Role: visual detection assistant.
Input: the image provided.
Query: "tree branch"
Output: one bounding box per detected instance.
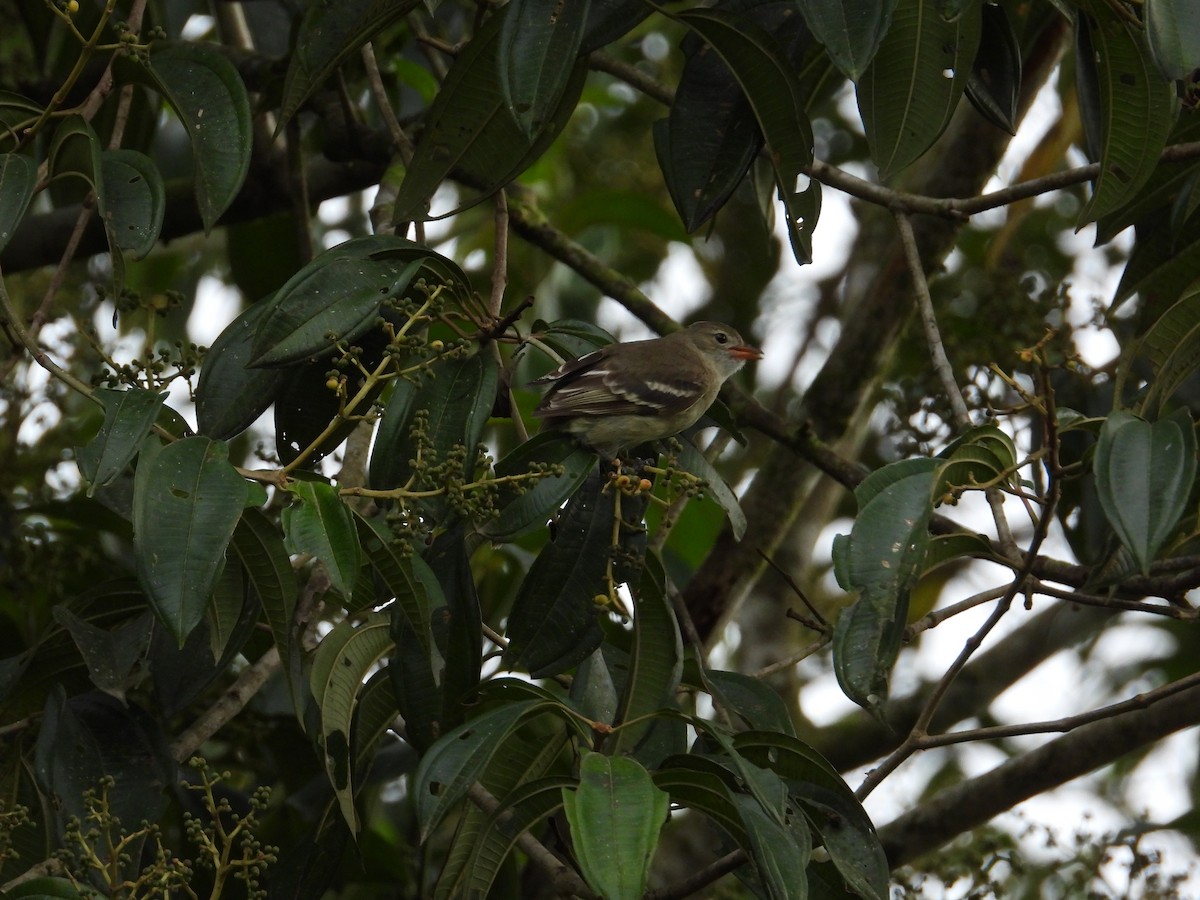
[877,679,1200,867]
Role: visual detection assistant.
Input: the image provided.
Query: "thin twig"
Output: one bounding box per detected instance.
[488,190,510,318]
[753,635,831,679]
[465,783,597,898]
[645,848,747,900]
[894,210,970,429]
[169,647,281,762]
[911,669,1200,752]
[362,41,415,162]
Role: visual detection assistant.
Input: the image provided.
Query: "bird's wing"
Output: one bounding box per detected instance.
[534,358,706,419]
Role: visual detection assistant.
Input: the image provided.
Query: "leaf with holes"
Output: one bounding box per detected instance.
[310,611,394,831]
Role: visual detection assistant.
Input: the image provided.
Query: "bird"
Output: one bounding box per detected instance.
[531,321,762,458]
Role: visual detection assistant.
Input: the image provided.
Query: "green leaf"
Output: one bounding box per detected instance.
[310,610,394,831]
[1145,0,1200,81]
[1096,113,1200,244]
[671,7,821,265]
[368,352,500,528]
[133,436,249,645]
[733,732,889,900]
[1138,288,1200,415]
[147,43,252,232]
[1074,1,1178,225]
[411,699,548,840]
[1114,212,1200,321]
[607,554,683,757]
[857,0,982,179]
[503,471,611,677]
[76,388,167,495]
[479,432,595,541]
[447,775,574,899]
[563,752,669,900]
[833,457,938,713]
[964,2,1021,134]
[231,509,303,715]
[282,480,361,599]
[1,876,88,898]
[279,0,423,127]
[581,0,653,53]
[34,689,173,845]
[704,669,796,737]
[99,149,165,259]
[250,251,430,368]
[499,0,590,138]
[674,436,748,540]
[732,793,811,900]
[653,758,749,843]
[0,152,36,253]
[195,298,287,440]
[48,115,101,193]
[424,526,483,735]
[51,607,152,697]
[1093,409,1196,575]
[798,0,898,80]
[392,13,589,223]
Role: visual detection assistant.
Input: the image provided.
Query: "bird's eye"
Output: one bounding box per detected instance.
[714,331,729,344]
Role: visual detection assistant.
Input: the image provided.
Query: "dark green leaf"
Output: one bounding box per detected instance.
[964,2,1021,134]
[733,731,889,900]
[250,254,424,368]
[279,0,423,127]
[1093,409,1196,574]
[857,0,982,178]
[99,149,165,259]
[562,752,669,900]
[446,775,574,899]
[282,480,361,598]
[1115,211,1200,321]
[499,0,590,138]
[1145,0,1200,81]
[0,152,36,253]
[231,509,304,715]
[674,436,748,540]
[76,388,167,495]
[479,432,595,541]
[798,0,897,80]
[133,436,249,645]
[310,610,393,831]
[503,470,611,677]
[147,43,252,232]
[425,526,483,735]
[833,458,937,713]
[195,299,287,440]
[1075,1,1179,225]
[1130,286,1200,415]
[392,13,588,223]
[705,669,796,737]
[369,352,499,528]
[581,0,653,53]
[733,793,811,900]
[607,554,683,756]
[671,7,821,264]
[47,115,101,195]
[411,699,547,840]
[34,689,173,846]
[51,607,152,698]
[1096,113,1200,244]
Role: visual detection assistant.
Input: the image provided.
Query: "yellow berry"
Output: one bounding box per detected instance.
[430,340,444,351]
[325,376,339,391]
[67,0,79,12]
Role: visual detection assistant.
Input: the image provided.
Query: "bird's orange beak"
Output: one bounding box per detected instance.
[729,343,763,361]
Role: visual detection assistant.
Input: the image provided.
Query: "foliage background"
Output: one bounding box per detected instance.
[2,0,1200,897]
